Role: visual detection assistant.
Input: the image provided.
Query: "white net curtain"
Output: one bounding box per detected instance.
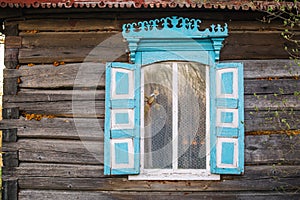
[143,61,207,170]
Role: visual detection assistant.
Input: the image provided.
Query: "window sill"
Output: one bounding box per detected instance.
[128,169,220,180]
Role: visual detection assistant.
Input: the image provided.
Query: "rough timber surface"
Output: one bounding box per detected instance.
[18,190,300,200]
[4,60,299,88]
[2,9,300,200]
[15,169,300,191]
[2,134,300,165]
[18,33,289,64]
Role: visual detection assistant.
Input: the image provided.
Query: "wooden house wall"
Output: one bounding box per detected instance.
[1,8,300,199]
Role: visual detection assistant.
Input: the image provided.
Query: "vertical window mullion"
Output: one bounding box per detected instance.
[206,66,210,171]
[172,62,178,170]
[140,68,145,171]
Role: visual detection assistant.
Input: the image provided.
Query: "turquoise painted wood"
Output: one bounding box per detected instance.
[104,62,140,175]
[221,142,235,164]
[210,62,244,174]
[122,16,228,63]
[221,72,233,94]
[115,142,130,164]
[115,72,129,95]
[105,17,244,177]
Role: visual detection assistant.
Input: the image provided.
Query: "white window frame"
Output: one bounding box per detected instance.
[129,62,220,180]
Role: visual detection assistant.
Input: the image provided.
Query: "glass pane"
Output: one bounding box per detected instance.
[178,62,206,169]
[143,63,173,169]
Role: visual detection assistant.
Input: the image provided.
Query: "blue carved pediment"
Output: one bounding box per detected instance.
[122,16,228,63]
[123,16,227,38]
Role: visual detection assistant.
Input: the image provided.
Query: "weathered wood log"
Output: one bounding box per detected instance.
[0,117,104,129]
[19,9,268,21]
[0,106,299,133]
[3,94,299,118]
[18,190,300,200]
[4,60,299,89]
[6,86,299,105]
[3,163,104,178]
[242,59,300,79]
[4,90,105,103]
[221,33,289,60]
[244,79,300,95]
[2,129,17,142]
[4,48,19,69]
[2,179,18,200]
[18,47,128,64]
[2,151,18,167]
[18,31,128,64]
[2,108,19,119]
[17,18,285,32]
[245,134,300,165]
[18,63,106,89]
[245,110,300,132]
[5,36,22,49]
[0,108,296,140]
[3,78,18,95]
[4,100,105,118]
[8,139,102,165]
[18,32,292,64]
[4,163,299,179]
[244,95,300,110]
[17,166,300,191]
[16,127,102,140]
[21,32,120,48]
[3,134,299,165]
[18,19,120,32]
[3,22,18,36]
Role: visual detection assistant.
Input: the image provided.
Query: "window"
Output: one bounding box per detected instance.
[137,61,213,180]
[104,16,244,180]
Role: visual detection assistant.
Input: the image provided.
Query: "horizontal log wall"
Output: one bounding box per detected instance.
[1,8,300,200]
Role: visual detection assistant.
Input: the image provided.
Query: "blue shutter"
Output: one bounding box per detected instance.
[210,62,244,174]
[104,62,140,175]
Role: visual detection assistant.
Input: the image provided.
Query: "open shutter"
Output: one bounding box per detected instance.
[210,62,244,174]
[104,62,140,175]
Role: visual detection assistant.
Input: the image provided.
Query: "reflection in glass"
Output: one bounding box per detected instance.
[144,63,173,169]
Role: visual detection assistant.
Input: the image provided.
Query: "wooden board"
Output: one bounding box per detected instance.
[4,90,105,103]
[245,110,300,132]
[3,134,300,165]
[18,9,269,22]
[244,79,300,95]
[4,100,105,118]
[2,179,18,200]
[18,190,300,200]
[21,32,120,48]
[3,94,299,118]
[3,163,104,178]
[0,104,299,133]
[4,60,299,89]
[245,134,300,165]
[18,47,128,64]
[244,95,300,110]
[17,172,300,191]
[221,33,289,60]
[17,32,292,64]
[4,164,299,179]
[17,63,106,89]
[0,117,103,129]
[17,18,285,32]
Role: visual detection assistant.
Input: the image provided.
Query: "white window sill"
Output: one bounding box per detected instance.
[128,169,220,180]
